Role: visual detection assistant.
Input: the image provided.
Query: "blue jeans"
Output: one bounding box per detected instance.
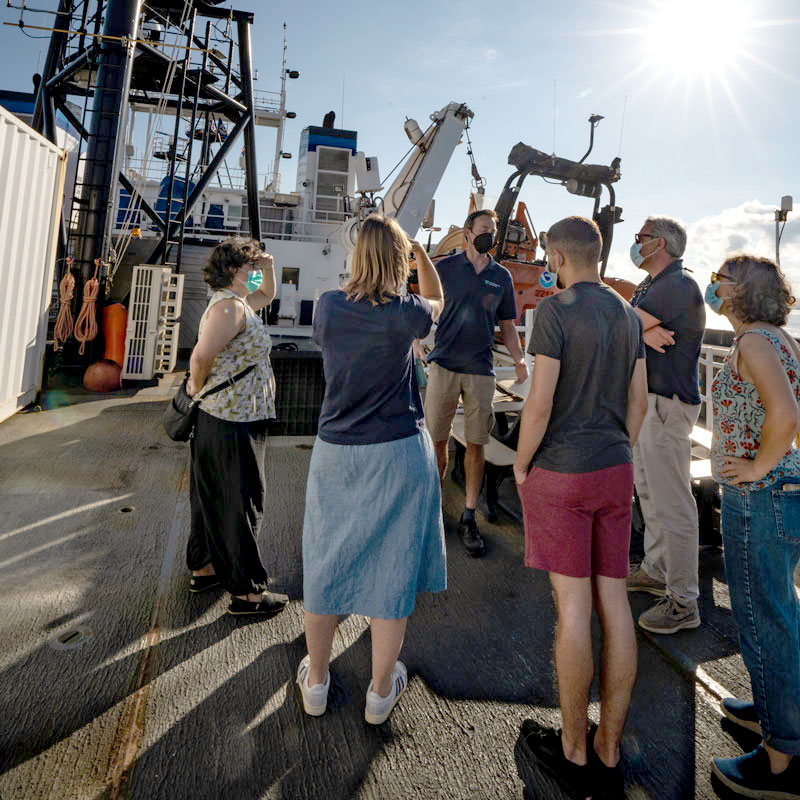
[721,480,800,755]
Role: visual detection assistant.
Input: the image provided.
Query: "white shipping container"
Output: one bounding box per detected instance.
[0,104,67,423]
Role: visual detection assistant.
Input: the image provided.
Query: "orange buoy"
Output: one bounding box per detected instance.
[102,303,128,367]
[83,359,123,392]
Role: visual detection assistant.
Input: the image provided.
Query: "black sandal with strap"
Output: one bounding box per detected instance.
[227,592,289,616]
[189,574,221,593]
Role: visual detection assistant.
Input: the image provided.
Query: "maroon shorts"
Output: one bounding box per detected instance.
[518,462,634,578]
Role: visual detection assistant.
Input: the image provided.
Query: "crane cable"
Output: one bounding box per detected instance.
[464,120,486,194]
[53,258,76,351]
[74,258,101,354]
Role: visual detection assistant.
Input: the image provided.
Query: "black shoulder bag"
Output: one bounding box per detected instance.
[162,364,258,441]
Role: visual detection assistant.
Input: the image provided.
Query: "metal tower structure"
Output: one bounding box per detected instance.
[25,0,263,288]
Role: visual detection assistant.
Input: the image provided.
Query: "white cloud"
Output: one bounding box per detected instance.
[607,199,800,301]
[483,48,498,61]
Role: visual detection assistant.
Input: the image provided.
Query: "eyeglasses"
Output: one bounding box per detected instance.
[710,271,736,284]
[634,233,656,245]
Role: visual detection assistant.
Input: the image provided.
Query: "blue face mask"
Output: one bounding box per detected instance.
[704,280,725,313]
[244,270,263,293]
[630,242,645,267]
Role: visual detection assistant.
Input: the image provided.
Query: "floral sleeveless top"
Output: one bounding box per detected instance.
[710,328,800,490]
[196,289,276,422]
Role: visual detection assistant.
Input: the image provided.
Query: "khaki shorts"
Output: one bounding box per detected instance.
[424,362,496,445]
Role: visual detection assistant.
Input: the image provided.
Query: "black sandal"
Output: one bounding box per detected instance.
[227,592,289,616]
[189,574,221,593]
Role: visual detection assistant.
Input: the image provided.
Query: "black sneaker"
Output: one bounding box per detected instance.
[519,720,591,800]
[457,515,486,557]
[721,697,762,736]
[587,724,624,799]
[712,745,800,799]
[227,591,289,616]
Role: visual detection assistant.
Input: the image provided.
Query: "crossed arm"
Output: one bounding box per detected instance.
[635,307,674,354]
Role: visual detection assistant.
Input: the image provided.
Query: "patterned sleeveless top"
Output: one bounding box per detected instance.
[710,328,800,490]
[196,289,276,422]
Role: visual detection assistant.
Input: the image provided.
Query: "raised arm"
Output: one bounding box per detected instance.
[513,354,560,485]
[245,251,277,312]
[721,333,800,485]
[411,240,444,320]
[626,358,649,446]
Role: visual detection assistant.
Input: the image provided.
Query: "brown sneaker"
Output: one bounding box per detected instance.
[626,566,666,597]
[637,597,701,634]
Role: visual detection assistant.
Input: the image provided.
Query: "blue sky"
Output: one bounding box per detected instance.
[3,0,799,320]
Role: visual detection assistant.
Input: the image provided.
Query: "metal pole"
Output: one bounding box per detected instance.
[776,210,781,266]
[237,17,261,240]
[272,23,288,192]
[162,9,196,265]
[32,0,73,134]
[177,19,210,272]
[75,0,143,282]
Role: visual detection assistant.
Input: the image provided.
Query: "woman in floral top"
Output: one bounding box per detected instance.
[707,254,800,798]
[185,237,288,617]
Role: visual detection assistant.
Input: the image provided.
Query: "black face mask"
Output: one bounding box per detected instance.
[472,231,495,254]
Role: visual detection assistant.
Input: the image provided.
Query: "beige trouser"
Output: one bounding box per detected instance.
[633,393,701,606]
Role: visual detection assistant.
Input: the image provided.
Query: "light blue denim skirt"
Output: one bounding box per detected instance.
[302,429,446,619]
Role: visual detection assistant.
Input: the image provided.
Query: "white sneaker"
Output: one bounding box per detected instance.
[296,655,330,716]
[364,661,407,725]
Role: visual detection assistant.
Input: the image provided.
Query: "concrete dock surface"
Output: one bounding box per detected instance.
[0,378,789,799]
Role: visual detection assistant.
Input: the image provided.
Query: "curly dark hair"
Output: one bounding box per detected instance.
[721,254,796,326]
[203,236,261,290]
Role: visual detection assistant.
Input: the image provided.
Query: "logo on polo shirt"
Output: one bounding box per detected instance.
[484,279,501,288]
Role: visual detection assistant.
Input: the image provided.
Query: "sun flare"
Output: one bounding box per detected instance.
[643,0,751,76]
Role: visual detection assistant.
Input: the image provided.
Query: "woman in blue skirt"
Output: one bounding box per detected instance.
[297,213,446,724]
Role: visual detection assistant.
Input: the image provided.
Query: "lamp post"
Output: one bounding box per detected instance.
[776,195,793,266]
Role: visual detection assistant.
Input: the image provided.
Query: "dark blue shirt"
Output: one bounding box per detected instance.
[527,283,645,473]
[630,260,705,405]
[313,290,433,445]
[427,252,517,376]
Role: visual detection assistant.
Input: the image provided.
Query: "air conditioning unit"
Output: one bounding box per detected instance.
[122,265,184,379]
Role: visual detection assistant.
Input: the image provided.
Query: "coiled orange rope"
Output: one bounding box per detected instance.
[53,258,75,351]
[74,258,102,355]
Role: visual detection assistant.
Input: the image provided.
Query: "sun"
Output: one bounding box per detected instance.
[643,0,752,76]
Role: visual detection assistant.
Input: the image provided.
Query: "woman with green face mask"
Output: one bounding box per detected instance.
[706,254,800,799]
[184,236,288,617]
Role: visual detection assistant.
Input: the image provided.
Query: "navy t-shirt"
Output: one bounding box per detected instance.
[526,282,645,473]
[427,252,517,376]
[314,290,434,445]
[630,260,705,405]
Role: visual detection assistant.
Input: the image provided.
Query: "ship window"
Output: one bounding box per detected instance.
[317,172,346,197]
[282,268,299,285]
[318,148,349,172]
[315,197,340,212]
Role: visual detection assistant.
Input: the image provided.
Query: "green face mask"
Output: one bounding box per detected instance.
[244,270,263,293]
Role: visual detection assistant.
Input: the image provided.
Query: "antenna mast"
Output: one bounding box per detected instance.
[272,23,288,193]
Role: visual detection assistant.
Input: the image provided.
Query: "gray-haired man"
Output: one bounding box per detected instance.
[626,215,706,634]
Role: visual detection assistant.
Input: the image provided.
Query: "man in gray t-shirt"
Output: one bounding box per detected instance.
[513,216,648,797]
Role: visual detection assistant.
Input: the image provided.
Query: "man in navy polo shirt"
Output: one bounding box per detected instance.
[625,215,706,634]
[424,209,528,556]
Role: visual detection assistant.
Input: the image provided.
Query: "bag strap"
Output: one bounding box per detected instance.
[193,363,258,401]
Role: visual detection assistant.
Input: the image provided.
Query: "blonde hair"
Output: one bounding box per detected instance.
[344,214,410,305]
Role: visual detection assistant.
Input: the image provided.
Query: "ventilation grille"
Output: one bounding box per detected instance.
[122,266,184,380]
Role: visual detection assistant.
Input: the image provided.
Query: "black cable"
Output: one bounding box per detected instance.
[380,140,418,187]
